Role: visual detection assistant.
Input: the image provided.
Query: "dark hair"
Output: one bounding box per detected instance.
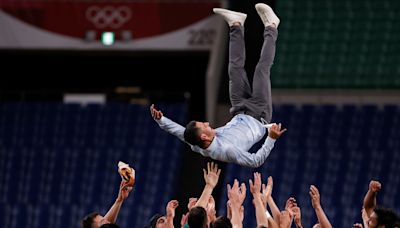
[100,224,120,228]
[374,207,399,227]
[146,213,163,228]
[188,206,208,228]
[81,212,100,228]
[184,121,203,147]
[211,216,232,228]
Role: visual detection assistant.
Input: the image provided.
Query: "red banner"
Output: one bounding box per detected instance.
[0,1,220,40]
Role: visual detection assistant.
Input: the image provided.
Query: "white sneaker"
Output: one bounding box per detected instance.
[213,8,247,27]
[255,3,280,28]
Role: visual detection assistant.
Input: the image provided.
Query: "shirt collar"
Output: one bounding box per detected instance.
[205,134,218,152]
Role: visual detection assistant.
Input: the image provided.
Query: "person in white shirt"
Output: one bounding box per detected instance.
[150,4,286,168]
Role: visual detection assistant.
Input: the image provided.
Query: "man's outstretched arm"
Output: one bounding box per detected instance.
[231,124,286,167]
[363,180,381,216]
[309,185,332,228]
[195,162,221,209]
[166,200,179,228]
[150,104,186,142]
[104,181,132,223]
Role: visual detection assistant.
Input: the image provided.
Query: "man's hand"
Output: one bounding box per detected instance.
[369,180,381,193]
[353,223,363,228]
[309,185,321,209]
[261,176,273,208]
[187,197,198,210]
[117,181,132,202]
[249,172,262,195]
[284,197,297,222]
[203,162,221,188]
[268,123,287,139]
[227,179,246,206]
[150,104,163,120]
[292,206,302,228]
[285,197,297,212]
[166,200,179,218]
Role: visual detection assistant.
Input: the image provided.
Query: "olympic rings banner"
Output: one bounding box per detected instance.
[0,1,221,50]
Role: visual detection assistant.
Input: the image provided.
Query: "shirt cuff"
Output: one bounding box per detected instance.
[155,116,165,124]
[266,136,276,144]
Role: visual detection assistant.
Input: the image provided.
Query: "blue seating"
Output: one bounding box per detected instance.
[0,102,187,228]
[1,102,399,228]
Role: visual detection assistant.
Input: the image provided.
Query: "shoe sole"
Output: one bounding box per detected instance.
[213,8,247,18]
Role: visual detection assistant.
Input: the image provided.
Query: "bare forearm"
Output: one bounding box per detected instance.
[253,194,268,228]
[279,214,292,228]
[230,206,243,228]
[104,200,123,223]
[268,196,280,224]
[363,190,377,215]
[195,184,213,209]
[268,218,279,228]
[166,216,175,228]
[315,207,332,228]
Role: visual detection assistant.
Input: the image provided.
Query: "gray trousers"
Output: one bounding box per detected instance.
[229,26,278,123]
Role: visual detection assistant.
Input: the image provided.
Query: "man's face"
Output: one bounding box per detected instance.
[155,216,168,228]
[195,122,215,139]
[92,215,110,228]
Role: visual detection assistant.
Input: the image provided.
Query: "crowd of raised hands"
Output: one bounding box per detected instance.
[155,162,399,228]
[82,162,399,228]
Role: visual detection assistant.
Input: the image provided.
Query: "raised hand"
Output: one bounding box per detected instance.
[309,185,321,209]
[166,200,179,218]
[310,185,333,228]
[268,123,287,139]
[285,197,297,212]
[117,181,132,202]
[187,197,198,210]
[203,162,221,188]
[249,172,262,195]
[261,176,273,208]
[227,179,246,206]
[150,104,163,120]
[292,206,302,228]
[369,180,381,193]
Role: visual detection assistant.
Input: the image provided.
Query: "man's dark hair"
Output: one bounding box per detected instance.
[211,216,232,228]
[81,212,100,228]
[374,207,399,227]
[146,213,163,228]
[184,121,203,147]
[188,206,208,228]
[100,224,120,228]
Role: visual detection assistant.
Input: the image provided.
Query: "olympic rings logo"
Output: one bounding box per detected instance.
[86,6,132,29]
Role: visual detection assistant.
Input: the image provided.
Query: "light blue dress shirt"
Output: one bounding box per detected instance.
[155,114,276,167]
